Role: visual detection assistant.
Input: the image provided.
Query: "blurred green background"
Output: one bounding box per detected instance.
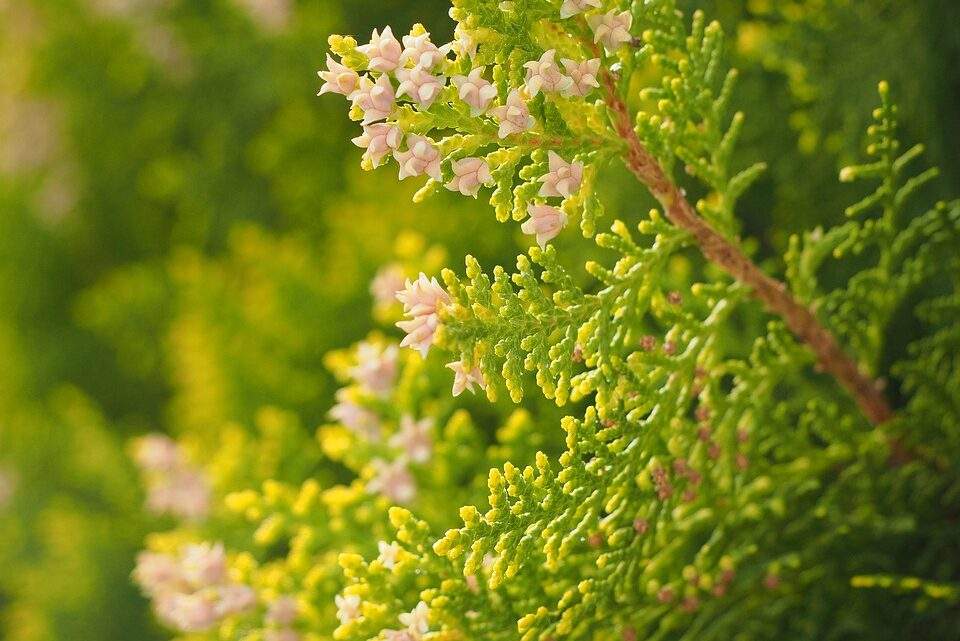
[0,0,956,639]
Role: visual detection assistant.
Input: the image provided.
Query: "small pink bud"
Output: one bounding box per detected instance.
[400,31,448,70]
[395,272,449,356]
[352,123,403,167]
[523,49,573,96]
[538,151,584,198]
[396,67,446,109]
[351,74,396,124]
[445,157,493,197]
[370,264,406,306]
[318,54,360,97]
[491,89,534,139]
[587,11,633,51]
[394,135,442,181]
[560,57,601,97]
[368,458,416,504]
[559,0,601,19]
[521,203,567,249]
[349,341,399,397]
[358,26,402,72]
[446,359,485,397]
[465,574,480,593]
[390,415,433,463]
[451,68,498,115]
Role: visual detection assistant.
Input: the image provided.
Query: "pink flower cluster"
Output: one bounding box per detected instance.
[133,543,256,633]
[368,457,416,504]
[340,595,430,641]
[328,340,400,441]
[349,341,399,397]
[321,334,440,504]
[518,150,585,247]
[329,388,382,441]
[393,275,489,398]
[370,263,406,306]
[319,27,449,182]
[133,434,211,521]
[319,26,603,206]
[523,49,601,99]
[265,595,300,641]
[363,414,436,505]
[319,12,632,251]
[336,593,362,626]
[587,10,634,51]
[446,359,486,397]
[539,151,584,199]
[390,415,433,463]
[396,273,449,357]
[375,601,431,641]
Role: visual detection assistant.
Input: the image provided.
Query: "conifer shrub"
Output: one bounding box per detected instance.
[127,1,960,640]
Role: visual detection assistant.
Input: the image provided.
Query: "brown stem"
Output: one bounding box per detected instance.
[600,72,894,426]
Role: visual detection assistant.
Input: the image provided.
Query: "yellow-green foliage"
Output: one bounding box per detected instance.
[0,389,156,641]
[128,1,959,640]
[1,1,959,640]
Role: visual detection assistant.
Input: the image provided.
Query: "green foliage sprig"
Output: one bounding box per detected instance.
[128,1,960,641]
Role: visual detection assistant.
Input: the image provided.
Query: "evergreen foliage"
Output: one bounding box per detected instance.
[1,1,958,640]
[125,1,959,640]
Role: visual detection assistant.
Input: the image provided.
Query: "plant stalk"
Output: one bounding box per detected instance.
[601,72,894,426]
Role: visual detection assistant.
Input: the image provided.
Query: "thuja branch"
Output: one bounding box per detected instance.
[600,70,893,426]
[317,11,896,428]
